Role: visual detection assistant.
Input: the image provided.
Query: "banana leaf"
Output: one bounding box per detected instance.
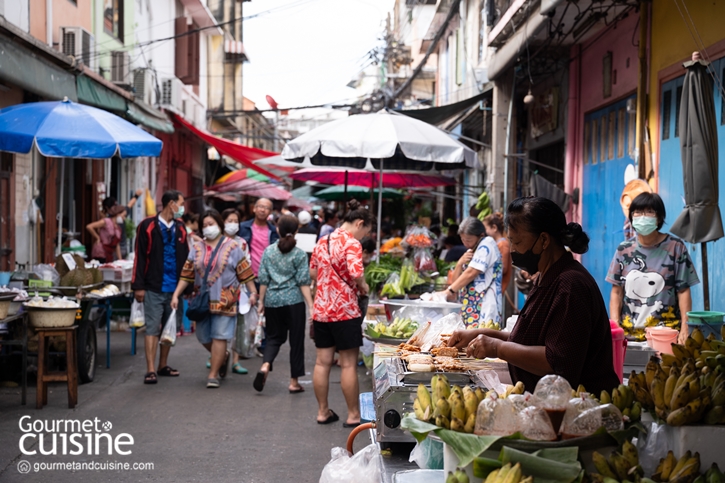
[499,446,584,483]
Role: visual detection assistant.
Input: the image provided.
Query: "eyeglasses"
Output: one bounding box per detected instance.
[632,210,657,217]
[256,205,273,211]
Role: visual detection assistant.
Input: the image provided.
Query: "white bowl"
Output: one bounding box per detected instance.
[24,305,79,328]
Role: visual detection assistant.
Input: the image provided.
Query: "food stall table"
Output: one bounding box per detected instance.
[83,292,135,369]
[0,312,29,405]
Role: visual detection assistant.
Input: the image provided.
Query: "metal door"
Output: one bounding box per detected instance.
[658,59,725,310]
[581,95,638,299]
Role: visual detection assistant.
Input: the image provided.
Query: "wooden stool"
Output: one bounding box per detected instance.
[35,326,78,409]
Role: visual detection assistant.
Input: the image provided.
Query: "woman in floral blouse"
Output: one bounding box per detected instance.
[254,214,313,393]
[171,210,257,388]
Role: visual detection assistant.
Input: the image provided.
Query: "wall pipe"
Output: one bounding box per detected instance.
[46,0,52,46]
[503,72,516,211]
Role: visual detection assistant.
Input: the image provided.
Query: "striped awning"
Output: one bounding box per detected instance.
[224,40,248,60]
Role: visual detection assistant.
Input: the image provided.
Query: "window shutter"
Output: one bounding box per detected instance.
[175,17,189,81]
[187,23,200,86]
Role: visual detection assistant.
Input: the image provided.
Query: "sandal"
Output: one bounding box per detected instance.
[232,362,248,375]
[289,386,305,394]
[143,372,157,384]
[218,351,230,379]
[206,356,211,369]
[157,366,180,377]
[253,370,268,392]
[206,378,220,388]
[317,409,339,425]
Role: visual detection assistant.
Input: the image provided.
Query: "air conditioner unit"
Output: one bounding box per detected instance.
[61,26,95,70]
[160,77,183,112]
[110,51,130,84]
[133,68,155,105]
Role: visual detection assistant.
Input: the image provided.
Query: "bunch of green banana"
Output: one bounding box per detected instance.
[481,320,500,330]
[603,383,642,422]
[496,381,525,399]
[371,317,418,339]
[484,463,532,483]
[447,468,471,483]
[476,192,493,220]
[698,463,725,483]
[415,374,488,432]
[414,383,433,422]
[652,450,701,483]
[591,441,644,483]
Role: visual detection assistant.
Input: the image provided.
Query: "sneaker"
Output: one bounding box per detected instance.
[206,378,220,388]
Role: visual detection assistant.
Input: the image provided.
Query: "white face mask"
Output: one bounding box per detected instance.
[116,216,124,224]
[224,222,239,236]
[203,225,221,240]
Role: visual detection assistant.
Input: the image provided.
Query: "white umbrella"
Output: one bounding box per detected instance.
[280,109,476,254]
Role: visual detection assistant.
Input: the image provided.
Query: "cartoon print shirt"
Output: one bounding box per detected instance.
[606,234,699,339]
[460,236,503,328]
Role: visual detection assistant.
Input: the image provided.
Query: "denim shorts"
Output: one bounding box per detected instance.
[195,315,237,344]
[143,291,175,337]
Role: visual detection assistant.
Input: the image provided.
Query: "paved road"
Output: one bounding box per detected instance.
[0,327,374,482]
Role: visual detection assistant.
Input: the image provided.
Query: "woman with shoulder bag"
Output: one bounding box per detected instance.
[309,200,375,427]
[171,210,257,388]
[253,215,314,393]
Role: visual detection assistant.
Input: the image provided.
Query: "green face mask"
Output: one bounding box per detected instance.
[632,216,658,236]
[173,204,184,219]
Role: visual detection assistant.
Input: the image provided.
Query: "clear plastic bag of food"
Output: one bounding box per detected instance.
[518,406,558,441]
[560,394,599,436]
[560,403,624,439]
[380,272,404,298]
[129,299,145,328]
[413,248,437,272]
[159,309,177,346]
[403,225,434,248]
[532,375,573,433]
[474,393,519,436]
[508,393,533,412]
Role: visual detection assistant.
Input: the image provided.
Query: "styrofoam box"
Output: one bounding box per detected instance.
[100,266,133,283]
[638,422,725,473]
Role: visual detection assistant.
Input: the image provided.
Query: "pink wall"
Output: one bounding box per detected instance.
[565,13,641,224]
[29,0,92,47]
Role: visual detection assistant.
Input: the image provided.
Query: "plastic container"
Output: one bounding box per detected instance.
[686,311,725,341]
[25,306,78,328]
[610,320,627,382]
[0,272,11,286]
[649,327,679,354]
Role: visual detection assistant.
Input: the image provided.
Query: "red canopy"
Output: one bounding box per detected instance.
[288,167,455,188]
[172,114,281,181]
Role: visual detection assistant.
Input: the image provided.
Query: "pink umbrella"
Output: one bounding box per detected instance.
[286,196,313,211]
[288,167,455,189]
[209,177,292,201]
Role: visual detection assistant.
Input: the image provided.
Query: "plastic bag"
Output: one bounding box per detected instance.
[253,315,265,347]
[319,444,382,483]
[238,309,258,358]
[532,375,572,433]
[380,272,404,298]
[417,312,465,352]
[409,437,444,469]
[403,225,434,248]
[413,248,437,272]
[160,309,177,346]
[560,394,599,436]
[518,406,557,441]
[144,189,157,216]
[474,394,519,436]
[34,264,60,286]
[129,300,145,328]
[560,403,623,439]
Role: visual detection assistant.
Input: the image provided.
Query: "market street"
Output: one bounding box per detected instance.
[0,330,373,482]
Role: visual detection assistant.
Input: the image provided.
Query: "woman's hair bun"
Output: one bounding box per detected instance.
[347,199,361,211]
[560,222,590,254]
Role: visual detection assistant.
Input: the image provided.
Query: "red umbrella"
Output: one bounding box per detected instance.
[288,167,455,189]
[209,178,291,201]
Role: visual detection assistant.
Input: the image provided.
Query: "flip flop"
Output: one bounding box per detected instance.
[143,372,157,384]
[253,371,267,392]
[317,409,339,425]
[157,366,179,377]
[289,386,305,394]
[342,421,361,428]
[206,356,211,369]
[232,362,248,375]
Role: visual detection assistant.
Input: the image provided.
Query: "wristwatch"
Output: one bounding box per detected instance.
[447,288,456,295]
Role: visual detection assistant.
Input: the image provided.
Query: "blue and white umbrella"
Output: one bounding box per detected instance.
[0,98,163,253]
[0,97,162,158]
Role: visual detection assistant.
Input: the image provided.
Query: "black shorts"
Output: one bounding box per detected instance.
[313,318,363,351]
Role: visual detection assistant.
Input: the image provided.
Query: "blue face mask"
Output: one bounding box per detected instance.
[632,216,658,236]
[173,204,184,220]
